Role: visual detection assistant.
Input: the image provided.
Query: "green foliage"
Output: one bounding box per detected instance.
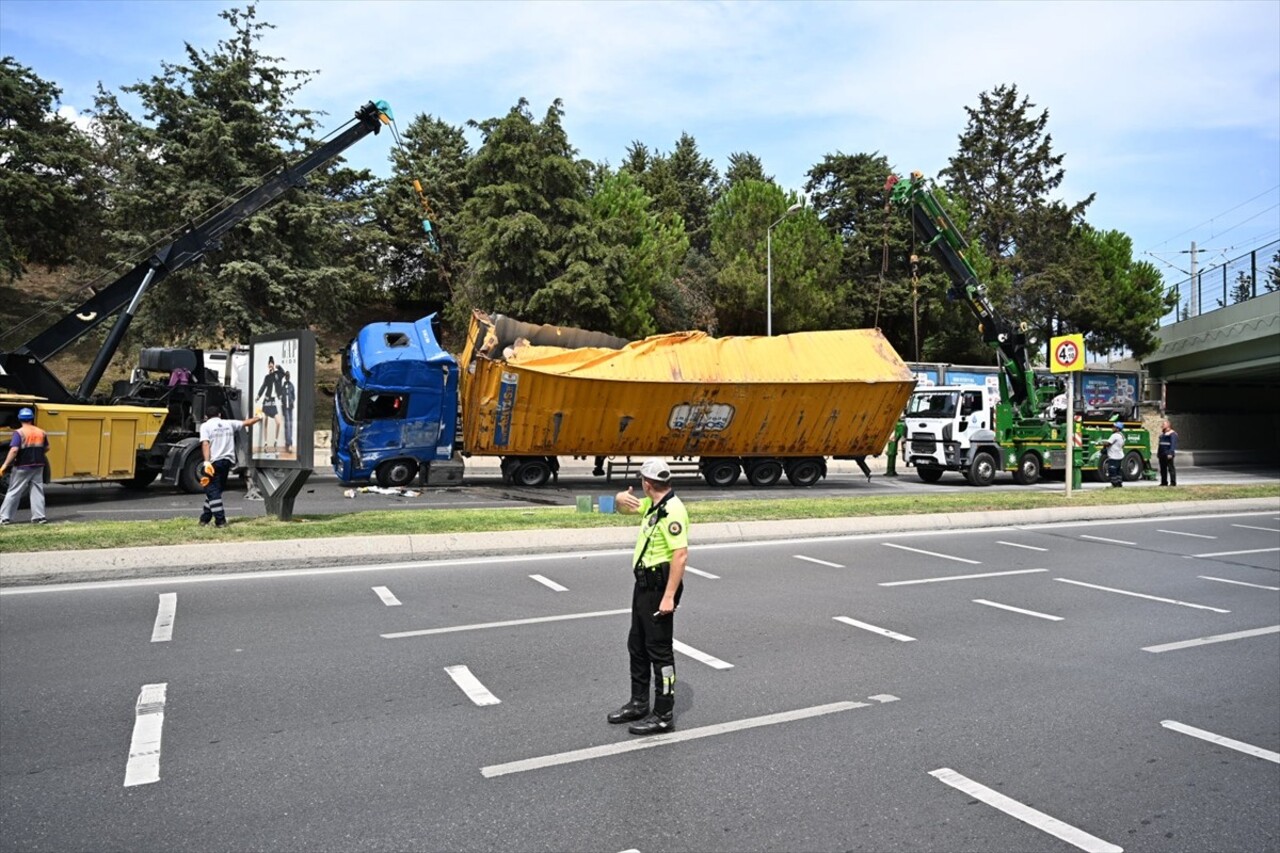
[725,151,770,187]
[373,114,472,312]
[709,179,840,335]
[1069,227,1175,358]
[82,4,384,354]
[622,133,719,255]
[0,57,102,281]
[586,170,689,338]
[453,98,603,329]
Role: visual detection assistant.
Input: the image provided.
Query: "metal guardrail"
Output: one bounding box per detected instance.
[1162,239,1279,326]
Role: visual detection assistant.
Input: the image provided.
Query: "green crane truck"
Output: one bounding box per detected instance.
[886,171,1153,486]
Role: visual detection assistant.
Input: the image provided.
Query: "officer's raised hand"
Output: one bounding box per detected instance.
[616,485,641,513]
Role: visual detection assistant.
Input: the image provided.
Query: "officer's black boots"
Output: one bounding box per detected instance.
[627,712,674,736]
[607,699,649,724]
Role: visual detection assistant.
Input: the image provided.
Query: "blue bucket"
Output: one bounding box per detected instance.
[597,494,616,514]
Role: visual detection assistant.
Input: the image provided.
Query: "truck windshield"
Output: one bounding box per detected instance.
[336,375,360,423]
[907,391,958,419]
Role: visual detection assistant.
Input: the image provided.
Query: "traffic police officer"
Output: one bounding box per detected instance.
[608,458,689,735]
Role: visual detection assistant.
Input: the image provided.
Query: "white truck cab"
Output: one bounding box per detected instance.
[904,383,1001,483]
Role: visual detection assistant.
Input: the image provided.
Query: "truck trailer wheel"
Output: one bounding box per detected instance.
[1122,451,1144,482]
[745,459,783,487]
[784,458,824,487]
[1013,451,1042,486]
[376,459,418,488]
[510,458,552,488]
[917,466,944,483]
[702,459,741,487]
[968,451,998,487]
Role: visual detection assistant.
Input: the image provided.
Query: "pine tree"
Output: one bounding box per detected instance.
[0,57,102,281]
[87,4,385,347]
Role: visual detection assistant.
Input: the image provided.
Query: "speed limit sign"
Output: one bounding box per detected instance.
[1050,333,1085,373]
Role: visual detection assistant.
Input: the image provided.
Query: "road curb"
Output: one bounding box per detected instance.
[2,497,1275,587]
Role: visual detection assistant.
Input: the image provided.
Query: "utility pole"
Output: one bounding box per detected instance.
[1188,241,1198,317]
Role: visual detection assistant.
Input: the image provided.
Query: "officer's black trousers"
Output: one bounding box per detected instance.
[628,579,683,715]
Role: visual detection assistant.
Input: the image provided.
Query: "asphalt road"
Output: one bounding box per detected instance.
[31,461,1280,524]
[2,509,1277,852]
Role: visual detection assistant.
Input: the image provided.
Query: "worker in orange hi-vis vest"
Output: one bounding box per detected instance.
[0,407,50,525]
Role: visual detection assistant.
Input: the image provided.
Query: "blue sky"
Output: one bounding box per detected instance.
[3,0,1278,291]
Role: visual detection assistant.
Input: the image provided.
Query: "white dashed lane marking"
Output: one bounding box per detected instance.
[1198,576,1280,591]
[1192,547,1280,558]
[1143,625,1280,653]
[482,700,875,778]
[124,683,167,787]
[372,586,402,606]
[382,608,629,639]
[880,568,1047,587]
[1158,529,1217,539]
[1162,720,1280,763]
[793,555,844,568]
[529,574,568,592]
[672,639,733,669]
[972,599,1063,621]
[684,566,720,579]
[929,768,1122,853]
[444,666,501,706]
[882,543,981,564]
[1055,578,1229,613]
[1080,534,1136,546]
[997,540,1048,552]
[1232,524,1280,533]
[833,616,916,642]
[150,593,176,642]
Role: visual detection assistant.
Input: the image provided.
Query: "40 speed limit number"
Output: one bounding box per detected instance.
[1050,333,1085,373]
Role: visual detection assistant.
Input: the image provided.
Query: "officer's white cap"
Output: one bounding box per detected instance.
[639,458,671,483]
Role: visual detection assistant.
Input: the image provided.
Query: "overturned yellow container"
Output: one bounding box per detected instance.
[459,313,915,464]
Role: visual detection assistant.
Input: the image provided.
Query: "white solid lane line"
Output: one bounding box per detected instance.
[1055,578,1230,613]
[684,566,720,579]
[1157,529,1217,539]
[882,543,981,564]
[1199,576,1280,591]
[372,586,402,606]
[383,608,629,639]
[444,665,501,706]
[528,574,568,592]
[1232,524,1280,533]
[483,700,870,777]
[929,768,1122,853]
[1161,720,1280,763]
[124,683,167,787]
[673,639,733,669]
[1193,547,1280,558]
[150,593,176,643]
[1080,535,1137,546]
[1142,625,1280,654]
[880,568,1047,587]
[973,599,1063,621]
[998,540,1048,552]
[833,616,916,642]
[794,555,844,568]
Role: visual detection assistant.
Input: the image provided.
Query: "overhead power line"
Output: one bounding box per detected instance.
[1143,183,1280,253]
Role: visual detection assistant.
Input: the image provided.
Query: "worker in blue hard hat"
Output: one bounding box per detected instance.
[1,407,50,525]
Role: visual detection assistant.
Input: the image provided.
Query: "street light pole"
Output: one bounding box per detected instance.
[766,201,803,336]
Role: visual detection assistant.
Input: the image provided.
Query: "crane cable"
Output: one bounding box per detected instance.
[384,118,441,255]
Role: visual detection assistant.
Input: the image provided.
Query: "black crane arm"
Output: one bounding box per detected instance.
[7,100,391,401]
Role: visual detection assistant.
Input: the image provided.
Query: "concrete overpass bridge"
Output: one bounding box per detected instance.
[1143,286,1279,465]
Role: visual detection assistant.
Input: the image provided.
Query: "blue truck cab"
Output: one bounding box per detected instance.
[332,314,462,487]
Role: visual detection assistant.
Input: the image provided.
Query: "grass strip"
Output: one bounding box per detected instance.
[1,483,1276,553]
